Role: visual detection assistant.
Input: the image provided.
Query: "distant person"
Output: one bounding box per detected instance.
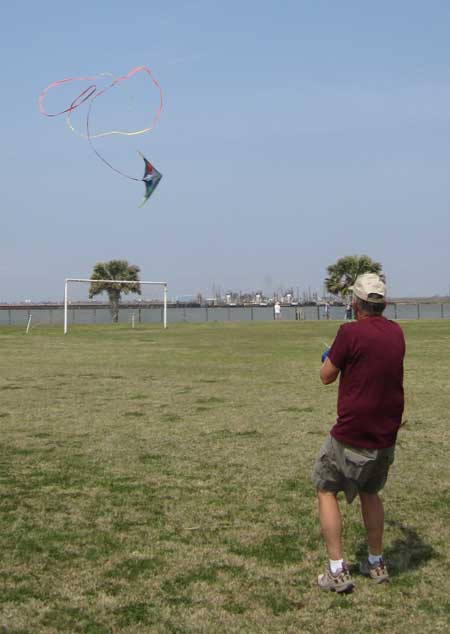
[324,302,330,320]
[274,301,282,320]
[311,273,405,593]
[345,303,352,320]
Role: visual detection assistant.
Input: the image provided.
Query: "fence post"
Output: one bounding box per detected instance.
[8,310,11,325]
[441,304,444,318]
[251,306,254,321]
[317,305,320,320]
[417,303,420,319]
[394,303,397,320]
[227,306,231,321]
[206,307,209,322]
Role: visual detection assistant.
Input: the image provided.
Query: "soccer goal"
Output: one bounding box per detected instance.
[63,278,168,334]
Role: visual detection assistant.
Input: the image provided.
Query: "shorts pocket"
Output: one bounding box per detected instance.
[343,448,375,481]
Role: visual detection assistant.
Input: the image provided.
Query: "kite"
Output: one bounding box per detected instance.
[38,66,163,206]
[139,152,162,207]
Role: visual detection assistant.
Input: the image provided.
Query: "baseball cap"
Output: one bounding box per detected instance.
[350,273,386,303]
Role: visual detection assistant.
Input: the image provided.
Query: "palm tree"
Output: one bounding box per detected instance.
[325,255,384,299]
[89,260,141,322]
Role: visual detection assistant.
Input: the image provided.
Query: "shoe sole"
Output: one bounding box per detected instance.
[369,576,389,584]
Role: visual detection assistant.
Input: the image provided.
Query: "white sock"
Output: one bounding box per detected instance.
[329,558,344,574]
[368,553,382,565]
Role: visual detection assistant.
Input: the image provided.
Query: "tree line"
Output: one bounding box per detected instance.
[88,255,383,322]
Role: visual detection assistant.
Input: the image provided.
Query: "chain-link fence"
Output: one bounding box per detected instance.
[1,302,450,327]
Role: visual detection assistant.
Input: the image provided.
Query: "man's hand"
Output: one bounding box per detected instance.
[320,357,340,385]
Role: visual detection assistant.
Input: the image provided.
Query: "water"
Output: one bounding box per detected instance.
[1,303,449,327]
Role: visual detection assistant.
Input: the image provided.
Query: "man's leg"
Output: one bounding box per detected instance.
[359,492,384,554]
[317,489,342,560]
[359,492,389,582]
[316,489,354,591]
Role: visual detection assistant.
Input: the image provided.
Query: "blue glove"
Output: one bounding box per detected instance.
[321,347,330,363]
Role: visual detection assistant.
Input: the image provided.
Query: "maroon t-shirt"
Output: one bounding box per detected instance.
[328,316,405,449]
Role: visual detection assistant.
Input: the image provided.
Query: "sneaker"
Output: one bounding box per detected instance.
[317,563,354,593]
[360,558,389,583]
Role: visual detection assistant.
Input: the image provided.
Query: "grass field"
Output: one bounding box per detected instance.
[0,320,449,633]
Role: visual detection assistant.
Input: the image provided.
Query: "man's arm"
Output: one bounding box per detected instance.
[320,357,340,385]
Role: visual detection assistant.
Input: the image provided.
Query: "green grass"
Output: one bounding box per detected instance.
[0,320,449,633]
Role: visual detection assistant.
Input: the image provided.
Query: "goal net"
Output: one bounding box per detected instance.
[63,278,168,333]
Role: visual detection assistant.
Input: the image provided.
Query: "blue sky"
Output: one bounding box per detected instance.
[2,0,450,301]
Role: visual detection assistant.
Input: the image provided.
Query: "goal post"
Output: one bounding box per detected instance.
[64,278,168,334]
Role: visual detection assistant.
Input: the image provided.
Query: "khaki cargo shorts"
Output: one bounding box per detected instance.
[311,435,395,503]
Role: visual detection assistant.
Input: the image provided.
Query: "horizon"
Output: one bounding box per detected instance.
[2,289,450,306]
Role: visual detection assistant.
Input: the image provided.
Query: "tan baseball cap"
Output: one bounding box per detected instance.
[350,273,386,303]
